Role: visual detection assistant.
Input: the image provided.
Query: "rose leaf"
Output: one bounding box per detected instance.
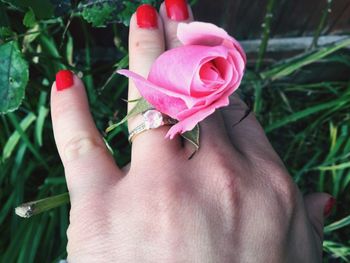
[182,124,200,157]
[106,97,152,133]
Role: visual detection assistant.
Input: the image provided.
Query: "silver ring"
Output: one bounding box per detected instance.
[128,109,176,143]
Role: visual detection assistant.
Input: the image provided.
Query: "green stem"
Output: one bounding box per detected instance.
[15,193,70,218]
[310,0,333,50]
[255,0,276,72]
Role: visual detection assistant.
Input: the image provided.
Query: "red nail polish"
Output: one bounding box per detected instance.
[56,70,74,91]
[324,197,336,217]
[136,4,158,29]
[165,0,189,21]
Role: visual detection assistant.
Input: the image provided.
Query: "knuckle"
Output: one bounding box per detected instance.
[206,148,245,183]
[264,162,298,209]
[131,37,163,55]
[217,172,243,208]
[206,155,246,213]
[63,134,106,162]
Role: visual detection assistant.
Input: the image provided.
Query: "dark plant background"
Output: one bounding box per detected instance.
[0,0,349,262]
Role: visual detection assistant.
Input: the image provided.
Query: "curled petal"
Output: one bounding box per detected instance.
[177,22,246,63]
[166,96,230,139]
[148,45,229,106]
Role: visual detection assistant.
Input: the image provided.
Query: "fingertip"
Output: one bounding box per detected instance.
[160,1,193,22]
[159,1,194,49]
[130,4,163,32]
[304,192,334,245]
[323,196,336,218]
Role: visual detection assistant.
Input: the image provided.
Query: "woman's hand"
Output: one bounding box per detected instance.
[51,1,333,262]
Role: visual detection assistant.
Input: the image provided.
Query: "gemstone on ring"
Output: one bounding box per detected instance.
[143,109,163,129]
[128,109,177,143]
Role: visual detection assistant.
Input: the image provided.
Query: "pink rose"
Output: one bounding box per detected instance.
[118,22,246,139]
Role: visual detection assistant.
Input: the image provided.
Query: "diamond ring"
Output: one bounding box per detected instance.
[128,109,177,143]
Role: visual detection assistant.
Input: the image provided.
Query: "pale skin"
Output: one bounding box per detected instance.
[51,3,331,262]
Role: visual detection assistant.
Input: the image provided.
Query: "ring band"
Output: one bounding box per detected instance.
[128,109,176,143]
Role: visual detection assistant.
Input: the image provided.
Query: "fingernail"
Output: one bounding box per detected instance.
[56,70,74,91]
[136,4,158,29]
[324,197,336,217]
[165,0,189,21]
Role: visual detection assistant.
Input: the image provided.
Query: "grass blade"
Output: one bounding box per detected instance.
[2,112,36,161]
[255,0,276,71]
[325,214,350,233]
[265,97,348,132]
[261,38,350,80]
[15,193,70,218]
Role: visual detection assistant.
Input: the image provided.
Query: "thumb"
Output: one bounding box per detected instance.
[304,193,335,241]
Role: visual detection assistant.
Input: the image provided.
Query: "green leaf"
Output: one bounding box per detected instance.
[15,193,70,218]
[78,0,161,27]
[35,107,48,147]
[0,41,29,113]
[2,112,36,161]
[22,24,40,46]
[265,97,348,133]
[79,0,122,27]
[23,8,36,28]
[324,214,350,233]
[1,0,54,19]
[0,27,13,41]
[323,240,350,261]
[106,97,152,133]
[182,124,200,155]
[117,1,139,26]
[35,91,48,147]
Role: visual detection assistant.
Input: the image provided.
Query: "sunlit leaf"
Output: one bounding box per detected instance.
[78,0,161,27]
[23,8,36,28]
[0,41,29,113]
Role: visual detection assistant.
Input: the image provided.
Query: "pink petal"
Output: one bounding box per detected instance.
[177,22,246,63]
[199,61,221,82]
[166,96,230,139]
[188,58,236,111]
[117,70,188,119]
[148,45,229,108]
[229,49,245,74]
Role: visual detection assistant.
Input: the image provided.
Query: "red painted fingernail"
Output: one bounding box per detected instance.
[136,4,158,29]
[56,70,74,91]
[324,197,336,217]
[165,0,189,21]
